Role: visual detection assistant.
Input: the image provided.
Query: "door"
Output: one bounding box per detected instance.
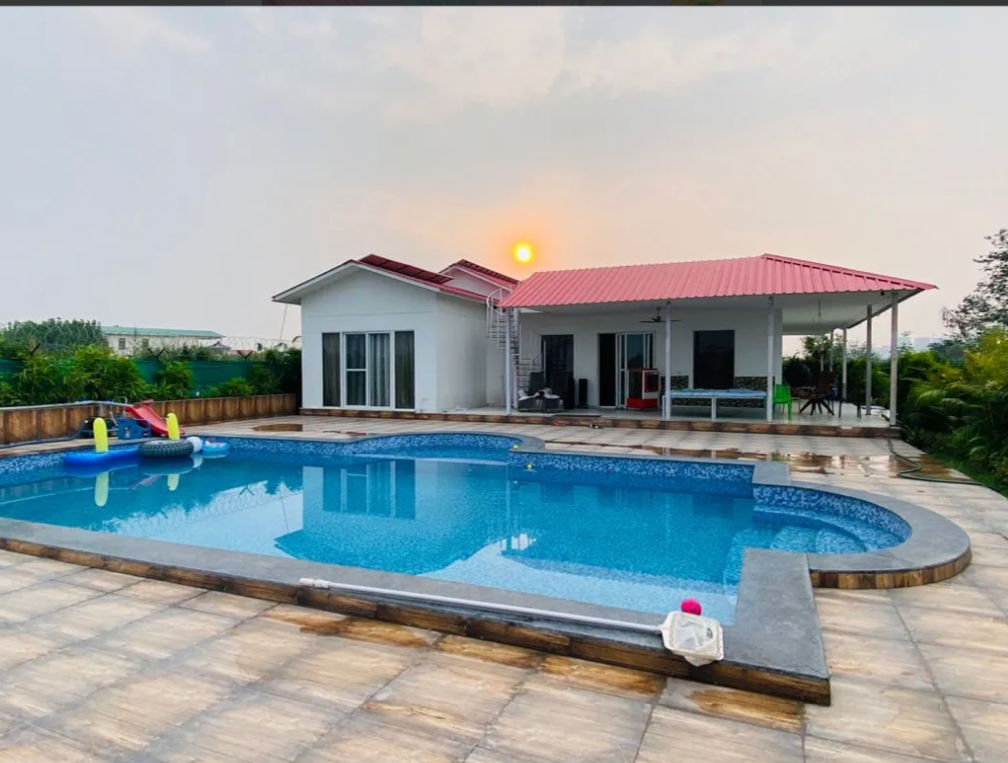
[693,330,735,388]
[599,332,653,407]
[541,335,574,406]
[598,334,616,406]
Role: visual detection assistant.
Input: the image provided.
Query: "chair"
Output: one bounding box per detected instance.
[799,372,834,416]
[772,384,792,421]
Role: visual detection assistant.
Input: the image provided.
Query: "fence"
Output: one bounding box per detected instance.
[0,393,296,446]
[0,357,267,394]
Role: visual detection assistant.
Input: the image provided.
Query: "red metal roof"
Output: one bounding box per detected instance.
[499,253,937,308]
[356,254,487,301]
[444,259,519,287]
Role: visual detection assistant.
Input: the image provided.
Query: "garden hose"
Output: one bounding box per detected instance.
[887,428,981,486]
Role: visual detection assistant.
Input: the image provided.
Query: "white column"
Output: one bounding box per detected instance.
[865,305,872,414]
[766,296,775,422]
[889,293,899,426]
[663,304,671,420]
[503,309,512,415]
[841,328,848,405]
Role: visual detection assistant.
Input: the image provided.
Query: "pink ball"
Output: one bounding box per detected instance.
[680,598,702,615]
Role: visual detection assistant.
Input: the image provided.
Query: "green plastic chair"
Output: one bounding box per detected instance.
[773,383,793,421]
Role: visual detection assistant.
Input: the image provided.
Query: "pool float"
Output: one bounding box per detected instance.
[201,440,229,458]
[138,439,194,459]
[64,419,140,470]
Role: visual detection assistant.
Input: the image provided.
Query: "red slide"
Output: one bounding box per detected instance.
[123,401,184,438]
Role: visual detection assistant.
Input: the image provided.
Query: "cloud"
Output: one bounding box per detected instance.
[85,8,210,55]
[368,8,567,121]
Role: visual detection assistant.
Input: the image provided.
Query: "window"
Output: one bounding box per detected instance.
[117,337,126,351]
[322,333,340,406]
[693,330,735,388]
[324,331,414,409]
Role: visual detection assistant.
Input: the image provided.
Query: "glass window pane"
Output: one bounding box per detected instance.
[322,333,340,407]
[345,333,366,369]
[369,333,390,407]
[346,370,366,405]
[394,331,414,409]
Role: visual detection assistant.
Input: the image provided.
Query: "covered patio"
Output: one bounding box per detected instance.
[496,254,937,427]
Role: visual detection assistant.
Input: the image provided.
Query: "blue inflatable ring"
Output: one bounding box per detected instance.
[202,441,229,457]
[64,446,140,468]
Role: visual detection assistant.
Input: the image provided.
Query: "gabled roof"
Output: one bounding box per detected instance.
[499,253,937,308]
[101,325,222,338]
[443,259,519,287]
[272,254,490,305]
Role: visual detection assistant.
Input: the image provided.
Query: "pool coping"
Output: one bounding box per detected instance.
[0,430,975,705]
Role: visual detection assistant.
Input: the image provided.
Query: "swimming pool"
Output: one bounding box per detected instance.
[0,433,908,625]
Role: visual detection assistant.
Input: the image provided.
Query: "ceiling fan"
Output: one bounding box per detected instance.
[640,307,682,324]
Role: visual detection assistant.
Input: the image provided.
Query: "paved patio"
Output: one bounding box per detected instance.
[0,416,1006,760]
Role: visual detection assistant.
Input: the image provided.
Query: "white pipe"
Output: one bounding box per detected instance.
[841,328,848,406]
[664,304,671,420]
[504,308,512,415]
[865,305,873,414]
[299,577,658,635]
[766,297,774,422]
[890,292,899,425]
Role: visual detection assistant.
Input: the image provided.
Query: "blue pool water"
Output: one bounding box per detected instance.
[0,439,908,624]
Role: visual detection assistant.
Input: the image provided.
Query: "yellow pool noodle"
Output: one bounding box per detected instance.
[166,412,180,441]
[93,417,109,453]
[167,473,180,492]
[94,472,109,507]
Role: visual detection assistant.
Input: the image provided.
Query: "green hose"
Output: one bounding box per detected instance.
[887,428,980,485]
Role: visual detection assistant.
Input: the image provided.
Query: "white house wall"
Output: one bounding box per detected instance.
[434,293,493,410]
[517,308,784,407]
[299,270,441,410]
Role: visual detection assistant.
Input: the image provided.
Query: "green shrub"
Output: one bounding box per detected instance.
[149,361,193,400]
[0,380,15,406]
[65,346,146,402]
[208,378,254,397]
[11,353,66,405]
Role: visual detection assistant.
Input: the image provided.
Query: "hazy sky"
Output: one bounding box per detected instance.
[2,7,1006,345]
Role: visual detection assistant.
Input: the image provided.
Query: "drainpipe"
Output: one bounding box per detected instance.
[841,328,848,409]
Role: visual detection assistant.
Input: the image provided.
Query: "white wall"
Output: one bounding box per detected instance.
[299,270,440,410]
[435,293,493,410]
[298,268,496,411]
[438,267,505,298]
[104,334,219,356]
[518,307,784,407]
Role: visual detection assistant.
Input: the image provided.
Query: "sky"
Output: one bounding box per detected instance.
[1,7,1006,347]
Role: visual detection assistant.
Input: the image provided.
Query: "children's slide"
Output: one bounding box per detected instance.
[122,401,184,438]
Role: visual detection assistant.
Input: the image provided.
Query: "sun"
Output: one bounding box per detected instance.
[513,242,533,264]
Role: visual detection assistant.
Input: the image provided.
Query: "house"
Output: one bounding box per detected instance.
[101,325,224,356]
[274,252,936,424]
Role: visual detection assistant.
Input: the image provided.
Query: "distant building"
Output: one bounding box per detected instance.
[101,325,223,356]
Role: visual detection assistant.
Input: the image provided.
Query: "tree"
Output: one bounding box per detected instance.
[0,319,105,354]
[944,229,1008,340]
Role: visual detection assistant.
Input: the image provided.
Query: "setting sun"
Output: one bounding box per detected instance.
[513,242,533,264]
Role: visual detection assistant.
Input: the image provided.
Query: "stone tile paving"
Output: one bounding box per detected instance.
[0,416,1005,760]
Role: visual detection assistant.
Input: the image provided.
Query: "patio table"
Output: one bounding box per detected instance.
[665,388,768,420]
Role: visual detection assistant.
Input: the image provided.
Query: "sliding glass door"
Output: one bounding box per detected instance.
[322,331,414,409]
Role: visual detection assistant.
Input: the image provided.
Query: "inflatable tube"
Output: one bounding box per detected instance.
[138,439,194,460]
[201,441,229,458]
[64,446,140,470]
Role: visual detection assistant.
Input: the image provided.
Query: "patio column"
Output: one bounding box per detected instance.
[865,305,872,415]
[889,292,899,426]
[663,302,671,420]
[504,308,512,415]
[766,296,774,422]
[841,328,848,407]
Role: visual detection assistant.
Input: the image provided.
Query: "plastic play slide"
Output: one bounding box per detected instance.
[123,401,184,438]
